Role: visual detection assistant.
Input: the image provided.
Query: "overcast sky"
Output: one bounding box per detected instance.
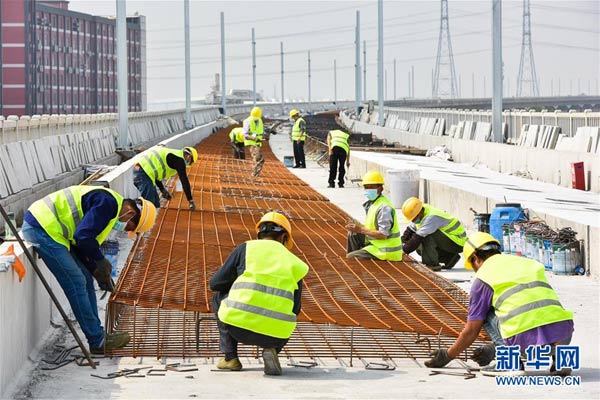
[69,0,599,104]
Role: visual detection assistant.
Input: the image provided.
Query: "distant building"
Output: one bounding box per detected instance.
[205,73,263,105]
[0,0,146,117]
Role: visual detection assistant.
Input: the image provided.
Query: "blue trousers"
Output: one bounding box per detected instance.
[21,221,104,347]
[133,169,160,208]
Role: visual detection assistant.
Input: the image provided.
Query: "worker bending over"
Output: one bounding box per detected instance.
[425,232,574,376]
[327,130,350,188]
[289,109,306,168]
[210,212,309,376]
[133,145,198,210]
[401,197,466,271]
[229,127,246,159]
[244,107,265,177]
[346,171,403,261]
[21,186,157,354]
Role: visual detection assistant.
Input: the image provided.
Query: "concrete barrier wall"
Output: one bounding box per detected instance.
[226,101,354,119]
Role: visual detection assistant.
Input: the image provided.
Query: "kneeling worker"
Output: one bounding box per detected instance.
[229,127,246,159]
[346,171,403,261]
[425,232,574,376]
[210,212,309,375]
[401,197,466,271]
[133,145,198,210]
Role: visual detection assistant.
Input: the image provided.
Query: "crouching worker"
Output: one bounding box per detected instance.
[210,212,309,375]
[346,171,403,261]
[425,232,574,376]
[21,186,157,354]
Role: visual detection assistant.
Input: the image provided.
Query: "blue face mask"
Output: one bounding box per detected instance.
[364,189,379,201]
[413,217,422,224]
[113,220,127,231]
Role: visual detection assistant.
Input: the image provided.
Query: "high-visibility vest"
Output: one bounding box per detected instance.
[28,186,122,249]
[363,196,403,261]
[137,146,183,182]
[229,127,245,143]
[291,117,306,141]
[329,130,349,154]
[476,254,573,339]
[243,117,264,147]
[415,204,466,246]
[218,240,309,339]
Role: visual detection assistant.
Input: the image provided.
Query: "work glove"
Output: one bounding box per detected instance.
[471,344,496,366]
[401,227,415,243]
[189,200,196,211]
[93,258,115,292]
[424,348,453,368]
[161,189,172,201]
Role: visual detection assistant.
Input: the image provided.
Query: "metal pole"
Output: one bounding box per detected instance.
[116,0,128,148]
[393,58,396,100]
[334,59,337,103]
[492,0,503,142]
[355,11,362,115]
[385,69,388,100]
[558,77,561,96]
[308,50,311,113]
[411,65,415,99]
[220,12,226,115]
[184,0,191,128]
[280,41,284,115]
[408,72,411,97]
[551,78,554,96]
[377,0,384,125]
[252,28,256,106]
[363,40,367,101]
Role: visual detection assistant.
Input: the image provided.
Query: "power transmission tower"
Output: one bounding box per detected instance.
[433,0,458,98]
[516,0,539,97]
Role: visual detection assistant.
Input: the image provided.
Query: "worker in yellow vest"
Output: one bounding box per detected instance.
[289,109,306,168]
[229,127,246,159]
[210,212,309,375]
[21,186,157,354]
[345,171,403,261]
[133,145,198,210]
[425,232,574,377]
[243,107,265,177]
[327,129,350,188]
[401,197,466,271]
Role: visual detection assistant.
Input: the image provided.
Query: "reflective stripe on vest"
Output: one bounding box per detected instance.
[476,254,573,339]
[416,204,467,246]
[137,147,183,182]
[291,117,306,141]
[217,240,309,339]
[243,117,264,147]
[363,196,403,261]
[329,130,349,154]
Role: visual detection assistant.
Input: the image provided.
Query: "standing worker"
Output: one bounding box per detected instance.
[425,232,574,376]
[346,171,403,261]
[243,107,265,178]
[133,145,199,211]
[210,212,309,376]
[21,185,157,354]
[289,109,306,168]
[229,127,246,159]
[327,129,350,188]
[401,197,466,271]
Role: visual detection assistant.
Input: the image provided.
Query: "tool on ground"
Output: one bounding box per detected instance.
[0,203,96,369]
[288,360,318,368]
[91,366,151,379]
[429,368,476,380]
[365,361,396,371]
[166,363,198,372]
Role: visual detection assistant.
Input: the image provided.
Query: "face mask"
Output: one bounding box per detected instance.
[413,217,422,224]
[113,211,134,232]
[364,189,379,201]
[185,159,192,166]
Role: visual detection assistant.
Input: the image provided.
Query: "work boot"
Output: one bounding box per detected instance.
[338,183,344,188]
[216,357,243,371]
[327,183,335,188]
[425,264,442,272]
[262,348,282,376]
[550,362,572,377]
[442,253,461,270]
[90,332,131,355]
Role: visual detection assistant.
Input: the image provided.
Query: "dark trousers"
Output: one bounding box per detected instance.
[417,230,463,266]
[328,146,347,186]
[133,168,160,208]
[293,141,305,167]
[231,142,245,159]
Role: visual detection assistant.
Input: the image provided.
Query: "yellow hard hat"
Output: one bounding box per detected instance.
[183,146,198,165]
[362,170,385,186]
[289,109,299,118]
[250,107,262,119]
[401,197,423,222]
[463,232,500,270]
[255,211,293,250]
[128,198,157,239]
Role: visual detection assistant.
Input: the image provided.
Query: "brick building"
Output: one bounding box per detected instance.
[0,0,146,117]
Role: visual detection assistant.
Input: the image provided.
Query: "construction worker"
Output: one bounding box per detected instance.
[401,197,466,271]
[229,127,246,159]
[425,232,574,376]
[243,106,265,177]
[21,186,157,354]
[289,109,306,168]
[133,145,199,210]
[210,212,309,375]
[327,129,350,188]
[345,171,403,261]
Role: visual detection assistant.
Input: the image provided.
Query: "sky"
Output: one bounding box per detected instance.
[68,0,599,104]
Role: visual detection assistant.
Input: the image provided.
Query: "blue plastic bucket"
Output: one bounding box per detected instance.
[283,156,294,168]
[490,203,526,251]
[100,240,119,277]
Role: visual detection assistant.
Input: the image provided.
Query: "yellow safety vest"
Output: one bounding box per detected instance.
[416,204,467,246]
[229,127,245,143]
[291,117,306,141]
[363,196,403,261]
[28,186,123,249]
[243,117,264,147]
[329,130,349,154]
[476,254,573,339]
[218,240,309,339]
[136,146,184,182]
